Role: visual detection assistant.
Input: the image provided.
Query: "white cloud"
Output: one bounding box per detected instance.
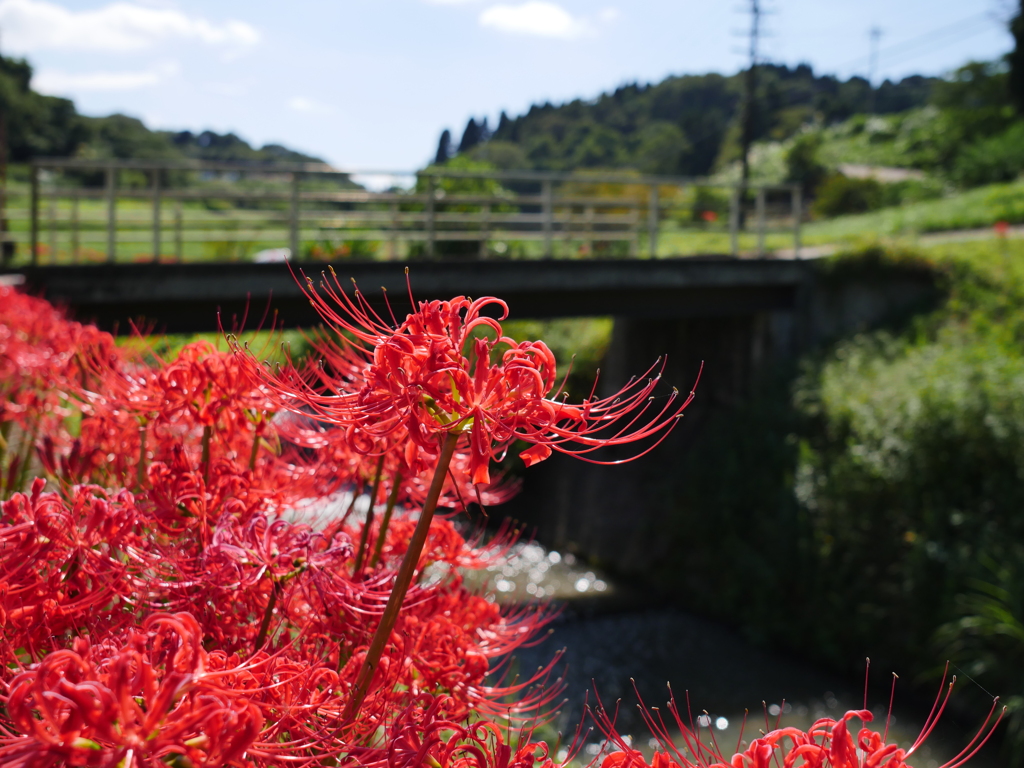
[0,0,260,53]
[33,61,179,92]
[288,96,337,115]
[598,7,619,23]
[479,2,589,39]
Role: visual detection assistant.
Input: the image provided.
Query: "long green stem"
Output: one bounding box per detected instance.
[369,471,403,571]
[200,425,212,485]
[342,431,459,721]
[254,579,283,653]
[248,430,261,472]
[0,421,10,464]
[14,422,39,493]
[352,454,385,578]
[136,423,148,488]
[0,421,10,495]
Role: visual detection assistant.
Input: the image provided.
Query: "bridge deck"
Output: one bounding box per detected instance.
[4,257,808,333]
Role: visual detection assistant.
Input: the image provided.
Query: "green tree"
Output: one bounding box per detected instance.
[434,129,452,165]
[634,121,690,175]
[1010,0,1024,113]
[785,131,829,196]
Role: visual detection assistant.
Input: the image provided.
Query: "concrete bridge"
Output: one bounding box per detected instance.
[4,255,940,575]
[9,257,803,333]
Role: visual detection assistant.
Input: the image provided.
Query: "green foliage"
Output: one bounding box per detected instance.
[935,563,1024,765]
[932,61,1014,140]
[785,131,828,196]
[307,238,379,261]
[447,64,935,177]
[164,130,321,164]
[501,318,613,400]
[795,325,1024,660]
[467,141,528,170]
[805,61,1020,191]
[80,114,178,161]
[634,121,690,175]
[0,53,321,165]
[0,55,86,161]
[953,122,1024,187]
[799,179,1024,241]
[409,156,516,259]
[812,174,883,217]
[1012,0,1024,113]
[685,186,731,224]
[663,242,1024,762]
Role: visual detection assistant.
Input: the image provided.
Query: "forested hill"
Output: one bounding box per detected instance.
[440,64,937,176]
[0,54,322,165]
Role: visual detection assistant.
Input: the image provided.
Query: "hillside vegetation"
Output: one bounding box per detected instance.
[439,64,936,177]
[0,54,320,164]
[434,9,1024,241]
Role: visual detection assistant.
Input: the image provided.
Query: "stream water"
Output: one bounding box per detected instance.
[466,541,1002,768]
[292,496,1001,767]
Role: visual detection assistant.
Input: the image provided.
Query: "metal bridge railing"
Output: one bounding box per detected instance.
[6,159,802,265]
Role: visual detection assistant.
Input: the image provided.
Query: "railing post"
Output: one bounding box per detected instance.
[289,172,300,260]
[648,184,659,258]
[47,179,57,264]
[425,176,436,258]
[105,167,116,263]
[175,202,183,262]
[71,191,80,263]
[388,200,398,260]
[479,203,490,259]
[562,204,573,252]
[29,163,39,266]
[729,186,740,257]
[152,169,161,263]
[630,206,640,258]
[542,179,553,258]
[756,186,766,257]
[792,186,802,258]
[585,204,595,258]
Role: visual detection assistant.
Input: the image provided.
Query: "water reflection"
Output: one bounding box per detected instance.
[465,541,610,601]
[469,542,1000,768]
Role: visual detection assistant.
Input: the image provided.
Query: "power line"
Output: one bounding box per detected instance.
[881,20,999,70]
[834,11,1001,72]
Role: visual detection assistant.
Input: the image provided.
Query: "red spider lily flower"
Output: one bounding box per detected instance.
[0,480,141,662]
[589,672,1005,768]
[0,613,264,768]
[0,287,119,496]
[240,270,697,486]
[235,270,698,720]
[353,693,569,768]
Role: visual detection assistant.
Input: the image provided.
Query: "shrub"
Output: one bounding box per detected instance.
[812,174,883,217]
[953,122,1024,188]
[785,131,829,197]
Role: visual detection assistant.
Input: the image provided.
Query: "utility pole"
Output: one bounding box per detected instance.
[867,26,882,114]
[738,0,761,229]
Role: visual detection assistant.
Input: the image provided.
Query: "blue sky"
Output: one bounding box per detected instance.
[0,0,1014,170]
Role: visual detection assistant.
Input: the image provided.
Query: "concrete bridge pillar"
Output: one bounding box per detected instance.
[500,256,941,576]
[507,308,797,574]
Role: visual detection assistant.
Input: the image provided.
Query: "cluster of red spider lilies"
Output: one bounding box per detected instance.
[0,271,1004,768]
